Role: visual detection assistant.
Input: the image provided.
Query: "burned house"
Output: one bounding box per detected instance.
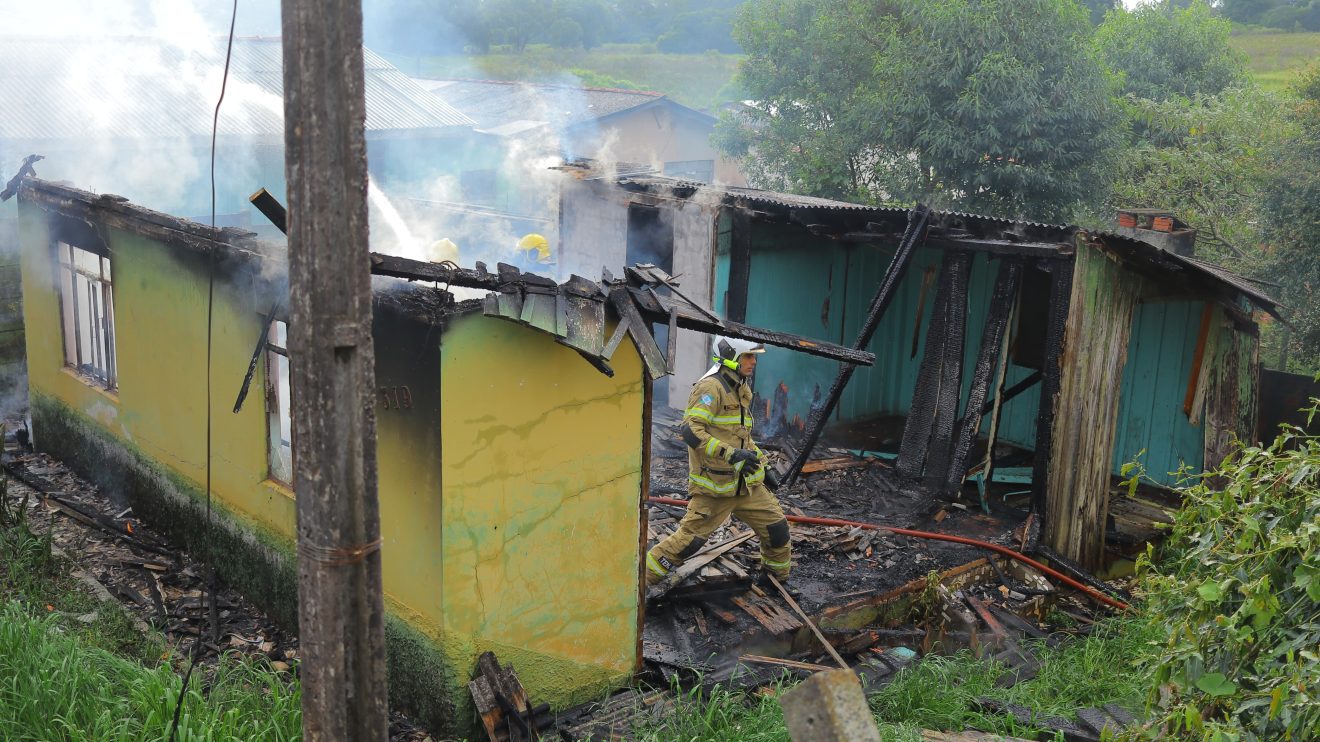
[11,176,867,735]
[561,171,1278,570]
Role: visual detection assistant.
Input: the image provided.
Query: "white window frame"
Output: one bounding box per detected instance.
[55,241,117,391]
[265,319,293,484]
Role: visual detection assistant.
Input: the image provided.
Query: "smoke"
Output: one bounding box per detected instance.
[1,0,634,285]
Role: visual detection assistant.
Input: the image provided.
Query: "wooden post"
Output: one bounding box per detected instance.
[281,1,388,738]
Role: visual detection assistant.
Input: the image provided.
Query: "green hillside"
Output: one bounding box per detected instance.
[1231,30,1320,91]
[384,44,743,112]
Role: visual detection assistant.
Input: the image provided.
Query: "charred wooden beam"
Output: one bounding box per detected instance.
[897,249,971,479]
[248,188,287,234]
[369,252,503,290]
[781,205,930,490]
[978,370,1042,417]
[1031,258,1074,516]
[922,251,973,492]
[634,302,874,365]
[941,258,1023,495]
[607,286,669,380]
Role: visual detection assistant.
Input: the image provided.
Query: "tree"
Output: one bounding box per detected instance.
[482,0,549,52]
[1079,0,1119,25]
[1261,66,1320,370]
[1101,88,1292,267]
[1093,1,1247,101]
[716,0,1122,221]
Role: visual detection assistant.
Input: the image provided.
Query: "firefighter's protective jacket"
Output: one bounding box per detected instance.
[681,368,766,496]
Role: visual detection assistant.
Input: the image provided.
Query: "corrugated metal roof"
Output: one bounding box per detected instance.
[609,173,1279,313]
[415,79,698,132]
[0,36,472,140]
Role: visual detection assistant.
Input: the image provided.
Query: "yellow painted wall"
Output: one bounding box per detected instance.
[440,312,645,706]
[372,311,445,635]
[21,195,647,716]
[18,202,297,542]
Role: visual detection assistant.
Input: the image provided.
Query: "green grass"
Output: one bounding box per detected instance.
[1,490,161,664]
[1,484,301,740]
[383,43,743,111]
[0,602,301,741]
[633,616,1159,740]
[1230,31,1320,91]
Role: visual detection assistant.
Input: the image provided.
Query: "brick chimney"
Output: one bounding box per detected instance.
[1114,208,1196,256]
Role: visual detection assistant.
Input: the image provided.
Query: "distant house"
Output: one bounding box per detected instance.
[415,79,745,188]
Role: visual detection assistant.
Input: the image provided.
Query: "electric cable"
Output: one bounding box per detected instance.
[645,496,1130,612]
[168,3,237,739]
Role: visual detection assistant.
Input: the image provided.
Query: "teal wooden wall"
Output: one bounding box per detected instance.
[733,223,1040,450]
[1110,299,1207,485]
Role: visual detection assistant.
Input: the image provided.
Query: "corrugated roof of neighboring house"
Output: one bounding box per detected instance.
[589,170,1280,315]
[0,36,473,140]
[413,78,712,133]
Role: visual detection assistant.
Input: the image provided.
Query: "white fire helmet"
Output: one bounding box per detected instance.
[702,336,766,378]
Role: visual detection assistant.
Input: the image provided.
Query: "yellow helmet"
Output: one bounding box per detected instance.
[428,238,460,264]
[516,233,552,264]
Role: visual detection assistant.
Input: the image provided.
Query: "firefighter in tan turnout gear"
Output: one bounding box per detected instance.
[646,337,792,587]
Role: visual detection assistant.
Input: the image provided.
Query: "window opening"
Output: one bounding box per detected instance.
[266,320,293,484]
[56,241,116,390]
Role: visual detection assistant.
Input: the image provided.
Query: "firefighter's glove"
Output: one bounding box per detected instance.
[729,448,759,467]
[764,468,781,492]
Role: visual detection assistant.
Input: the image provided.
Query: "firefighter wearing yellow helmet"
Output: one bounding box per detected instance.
[515,233,553,265]
[645,337,792,588]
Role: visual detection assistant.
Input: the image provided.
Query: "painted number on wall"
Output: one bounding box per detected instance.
[379,386,413,410]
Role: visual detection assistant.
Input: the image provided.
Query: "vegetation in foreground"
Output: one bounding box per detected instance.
[1134,419,1320,738]
[0,481,301,741]
[633,617,1158,741]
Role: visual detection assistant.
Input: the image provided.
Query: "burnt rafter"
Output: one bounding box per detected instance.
[897,249,970,480]
[366,251,874,378]
[940,257,1024,496]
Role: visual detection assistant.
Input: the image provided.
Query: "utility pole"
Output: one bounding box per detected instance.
[281,1,388,738]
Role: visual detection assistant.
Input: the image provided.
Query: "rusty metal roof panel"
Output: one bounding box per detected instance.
[0,36,472,141]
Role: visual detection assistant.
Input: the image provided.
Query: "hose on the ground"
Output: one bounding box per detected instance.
[645,496,1130,612]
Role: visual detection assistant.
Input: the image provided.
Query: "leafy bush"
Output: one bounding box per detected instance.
[1137,416,1320,739]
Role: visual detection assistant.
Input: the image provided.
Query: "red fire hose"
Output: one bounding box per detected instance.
[646,496,1130,612]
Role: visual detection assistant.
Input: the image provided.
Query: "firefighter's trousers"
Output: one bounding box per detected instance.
[645,486,791,585]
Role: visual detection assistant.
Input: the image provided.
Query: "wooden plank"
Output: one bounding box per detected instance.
[648,531,755,599]
[898,248,961,478]
[801,456,872,474]
[739,654,832,673]
[607,286,668,380]
[942,258,1021,495]
[1043,240,1141,570]
[782,205,930,489]
[923,250,972,491]
[1183,302,1215,416]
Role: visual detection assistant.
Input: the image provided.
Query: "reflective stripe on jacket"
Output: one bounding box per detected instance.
[682,368,766,496]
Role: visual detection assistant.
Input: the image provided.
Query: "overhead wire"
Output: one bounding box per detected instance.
[168,2,238,739]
